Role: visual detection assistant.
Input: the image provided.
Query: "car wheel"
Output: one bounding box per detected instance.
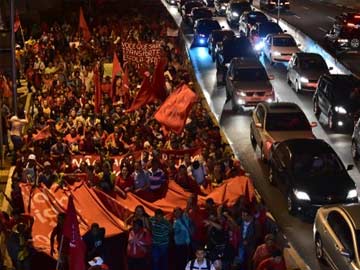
[250,129,256,149]
[268,166,276,185]
[295,80,301,93]
[315,235,325,261]
[350,38,360,49]
[286,73,292,86]
[313,98,321,119]
[269,54,274,65]
[328,112,334,130]
[352,140,359,160]
[287,192,297,215]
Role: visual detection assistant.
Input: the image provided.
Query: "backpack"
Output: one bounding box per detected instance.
[190,259,211,270]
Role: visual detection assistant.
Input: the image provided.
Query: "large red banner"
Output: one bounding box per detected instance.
[121,42,161,67]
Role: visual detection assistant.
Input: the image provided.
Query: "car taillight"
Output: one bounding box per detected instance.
[347,23,356,28]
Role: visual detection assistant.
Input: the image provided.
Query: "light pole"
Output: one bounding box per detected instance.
[10,0,17,115]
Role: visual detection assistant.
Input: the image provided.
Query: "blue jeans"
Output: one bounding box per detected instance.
[152,244,168,270]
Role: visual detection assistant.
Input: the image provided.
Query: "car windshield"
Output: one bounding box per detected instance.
[231,2,250,10]
[273,37,297,47]
[259,23,283,37]
[248,13,268,24]
[197,21,221,34]
[332,78,360,102]
[194,9,212,17]
[233,68,268,81]
[212,31,234,42]
[266,112,311,131]
[292,151,344,176]
[300,57,327,70]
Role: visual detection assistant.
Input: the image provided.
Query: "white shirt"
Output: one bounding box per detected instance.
[185,259,215,270]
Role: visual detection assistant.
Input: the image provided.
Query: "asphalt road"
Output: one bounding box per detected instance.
[164,2,360,270]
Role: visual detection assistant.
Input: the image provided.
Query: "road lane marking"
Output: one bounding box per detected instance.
[318,27,327,33]
[327,16,336,21]
[303,6,309,10]
[294,15,301,19]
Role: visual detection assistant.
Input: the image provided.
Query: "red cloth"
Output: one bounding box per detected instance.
[188,207,208,243]
[127,228,152,258]
[79,7,91,41]
[154,84,197,134]
[13,10,20,32]
[256,257,286,270]
[150,58,167,102]
[32,125,51,141]
[112,52,124,100]
[126,73,154,112]
[62,196,86,270]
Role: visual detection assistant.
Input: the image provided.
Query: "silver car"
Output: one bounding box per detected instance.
[313,203,360,270]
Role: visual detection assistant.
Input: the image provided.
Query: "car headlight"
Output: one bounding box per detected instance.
[199,34,206,38]
[334,106,347,114]
[254,41,264,51]
[347,189,357,199]
[300,77,309,83]
[221,5,226,9]
[337,39,349,43]
[236,90,246,97]
[266,98,273,103]
[232,11,239,17]
[294,189,311,201]
[273,51,281,56]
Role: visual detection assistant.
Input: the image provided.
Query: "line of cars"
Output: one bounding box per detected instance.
[166,1,360,269]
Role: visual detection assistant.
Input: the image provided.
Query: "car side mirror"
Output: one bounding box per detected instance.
[268,74,275,80]
[310,121,318,128]
[255,122,262,128]
[221,26,225,29]
[329,67,334,71]
[347,164,354,171]
[297,43,301,47]
[284,30,287,33]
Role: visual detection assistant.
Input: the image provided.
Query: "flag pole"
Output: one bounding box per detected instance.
[19,24,25,46]
[56,235,64,270]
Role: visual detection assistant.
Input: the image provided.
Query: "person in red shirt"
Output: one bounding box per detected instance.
[127,219,152,270]
[256,249,286,270]
[252,234,279,269]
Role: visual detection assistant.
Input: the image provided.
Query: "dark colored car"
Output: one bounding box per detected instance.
[287,52,331,93]
[214,0,230,16]
[207,29,235,61]
[189,7,213,27]
[192,18,222,47]
[249,21,283,51]
[313,74,360,130]
[259,0,290,10]
[181,0,204,19]
[325,12,360,51]
[215,36,257,82]
[269,138,357,217]
[225,1,251,26]
[203,0,215,7]
[239,11,268,37]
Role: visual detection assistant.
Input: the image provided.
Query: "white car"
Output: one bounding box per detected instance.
[263,33,300,65]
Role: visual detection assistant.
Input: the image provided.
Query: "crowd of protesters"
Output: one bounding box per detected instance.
[0,1,287,270]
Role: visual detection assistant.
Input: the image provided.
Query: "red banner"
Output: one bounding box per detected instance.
[121,42,161,67]
[21,182,125,255]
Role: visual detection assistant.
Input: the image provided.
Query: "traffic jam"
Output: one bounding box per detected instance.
[164,0,360,269]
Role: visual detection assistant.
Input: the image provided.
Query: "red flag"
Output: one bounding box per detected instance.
[122,66,130,95]
[63,195,86,270]
[79,7,91,42]
[150,58,167,102]
[32,125,51,141]
[126,72,155,112]
[14,11,21,32]
[112,52,124,99]
[94,64,101,113]
[154,84,197,134]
